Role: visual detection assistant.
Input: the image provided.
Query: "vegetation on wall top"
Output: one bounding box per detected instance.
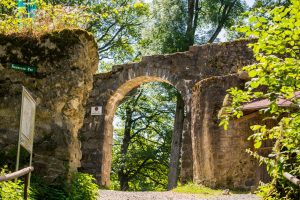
[0,0,93,35]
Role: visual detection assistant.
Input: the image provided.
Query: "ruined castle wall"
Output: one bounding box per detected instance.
[191,75,242,188]
[80,40,256,186]
[0,29,98,183]
[0,32,261,190]
[191,74,271,189]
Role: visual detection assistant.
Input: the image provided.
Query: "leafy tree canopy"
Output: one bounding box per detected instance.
[141,0,247,55]
[111,82,178,191]
[252,0,291,8]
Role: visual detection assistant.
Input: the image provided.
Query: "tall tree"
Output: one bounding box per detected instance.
[141,0,188,54]
[141,0,247,55]
[86,0,148,62]
[205,0,245,43]
[46,0,149,64]
[185,0,199,46]
[111,82,178,191]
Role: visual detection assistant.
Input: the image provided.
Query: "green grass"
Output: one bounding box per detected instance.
[172,182,223,197]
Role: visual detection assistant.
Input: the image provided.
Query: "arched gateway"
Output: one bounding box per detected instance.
[79,39,257,189]
[0,29,263,190]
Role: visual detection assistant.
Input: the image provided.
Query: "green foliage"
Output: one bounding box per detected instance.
[111,82,178,191]
[67,172,99,200]
[0,167,23,200]
[0,0,149,70]
[205,0,246,30]
[0,146,30,171]
[141,0,189,54]
[0,171,98,200]
[85,0,149,63]
[172,182,222,197]
[0,0,92,34]
[252,0,291,9]
[30,175,68,200]
[44,0,149,65]
[221,0,300,199]
[141,0,247,55]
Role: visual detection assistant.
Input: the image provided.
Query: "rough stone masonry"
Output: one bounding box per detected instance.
[0,29,98,182]
[0,29,268,190]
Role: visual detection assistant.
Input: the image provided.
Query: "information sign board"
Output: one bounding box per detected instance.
[19,87,36,153]
[15,86,36,197]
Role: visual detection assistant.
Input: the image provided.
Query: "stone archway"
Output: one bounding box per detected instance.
[80,70,190,188]
[79,39,256,187]
[102,76,184,188]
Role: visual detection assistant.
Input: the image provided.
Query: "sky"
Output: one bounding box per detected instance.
[245,0,255,7]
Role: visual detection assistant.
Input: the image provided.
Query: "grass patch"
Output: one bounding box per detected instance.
[172,182,223,197]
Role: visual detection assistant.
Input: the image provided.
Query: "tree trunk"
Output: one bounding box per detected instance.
[118,107,133,191]
[118,90,143,191]
[119,175,129,191]
[167,94,184,190]
[186,0,196,48]
[208,24,223,43]
[208,0,238,43]
[121,107,133,155]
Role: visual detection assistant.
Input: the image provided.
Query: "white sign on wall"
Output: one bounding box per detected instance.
[91,106,102,115]
[19,87,36,153]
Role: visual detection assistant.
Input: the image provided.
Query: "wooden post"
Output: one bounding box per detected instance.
[24,173,29,200]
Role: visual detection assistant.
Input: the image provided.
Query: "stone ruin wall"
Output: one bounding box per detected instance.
[0,29,98,182]
[191,75,276,190]
[0,29,266,190]
[191,75,254,189]
[80,39,258,189]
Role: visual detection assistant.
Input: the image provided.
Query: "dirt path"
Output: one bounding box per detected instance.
[98,190,260,200]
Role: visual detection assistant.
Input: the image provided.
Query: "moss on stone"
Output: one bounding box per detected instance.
[0,29,98,70]
[41,29,80,49]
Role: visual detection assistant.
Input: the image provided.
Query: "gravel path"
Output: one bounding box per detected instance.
[98,190,260,200]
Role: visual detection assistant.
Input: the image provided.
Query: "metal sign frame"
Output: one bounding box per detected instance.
[16,86,36,191]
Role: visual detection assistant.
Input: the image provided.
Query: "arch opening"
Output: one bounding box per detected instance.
[101,76,185,191]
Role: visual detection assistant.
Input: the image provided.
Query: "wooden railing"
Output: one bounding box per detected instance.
[283,172,300,187]
[0,166,34,200]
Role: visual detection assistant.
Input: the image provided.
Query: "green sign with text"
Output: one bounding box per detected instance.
[11,64,37,73]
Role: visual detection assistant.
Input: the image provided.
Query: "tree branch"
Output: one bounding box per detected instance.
[208,0,238,43]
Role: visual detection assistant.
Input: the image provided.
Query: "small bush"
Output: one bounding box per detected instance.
[67,172,99,200]
[30,175,67,200]
[0,169,99,200]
